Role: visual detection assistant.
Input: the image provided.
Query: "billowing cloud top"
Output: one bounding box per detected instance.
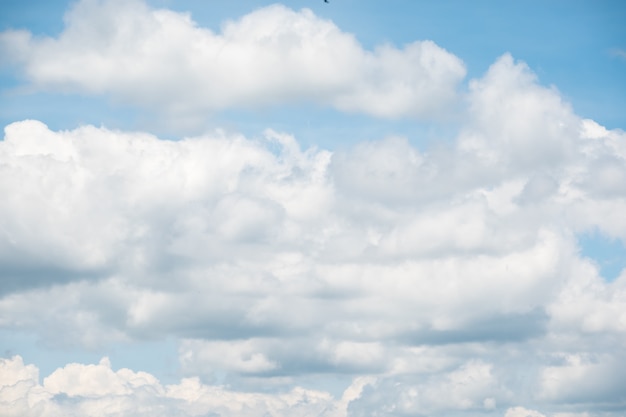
[0,0,465,120]
[1,1,626,416]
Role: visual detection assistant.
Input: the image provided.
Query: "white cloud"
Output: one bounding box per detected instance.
[1,3,626,415]
[0,0,465,123]
[538,353,626,404]
[0,355,348,417]
[548,261,626,335]
[505,407,547,417]
[347,359,510,416]
[43,357,161,397]
[459,54,580,171]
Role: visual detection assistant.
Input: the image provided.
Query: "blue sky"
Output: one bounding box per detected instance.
[2,0,625,136]
[1,1,626,416]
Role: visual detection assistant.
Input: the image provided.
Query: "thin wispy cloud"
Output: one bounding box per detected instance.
[610,47,626,60]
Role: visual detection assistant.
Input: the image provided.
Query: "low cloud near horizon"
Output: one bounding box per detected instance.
[1,1,625,416]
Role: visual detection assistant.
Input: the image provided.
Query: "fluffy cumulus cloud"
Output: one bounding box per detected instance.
[0,0,465,122]
[1,53,626,416]
[1,1,626,416]
[0,355,354,417]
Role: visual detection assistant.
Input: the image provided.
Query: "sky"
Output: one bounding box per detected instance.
[0,0,625,416]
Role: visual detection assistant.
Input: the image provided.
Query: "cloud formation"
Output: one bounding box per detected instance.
[0,0,465,122]
[0,355,353,417]
[1,1,625,415]
[1,51,626,415]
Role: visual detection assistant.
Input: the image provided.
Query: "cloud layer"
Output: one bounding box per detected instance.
[1,1,626,416]
[0,0,465,122]
[1,52,626,415]
[0,355,356,417]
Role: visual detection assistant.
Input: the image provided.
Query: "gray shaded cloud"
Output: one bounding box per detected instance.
[402,309,549,345]
[0,263,107,296]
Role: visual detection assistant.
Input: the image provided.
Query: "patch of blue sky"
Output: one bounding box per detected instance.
[0,0,66,35]
[217,105,457,151]
[0,90,142,135]
[0,329,181,383]
[579,231,626,282]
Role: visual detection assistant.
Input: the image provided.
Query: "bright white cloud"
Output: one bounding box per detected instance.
[0,355,349,417]
[348,359,509,415]
[505,407,547,417]
[459,54,580,172]
[1,2,626,416]
[0,0,465,123]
